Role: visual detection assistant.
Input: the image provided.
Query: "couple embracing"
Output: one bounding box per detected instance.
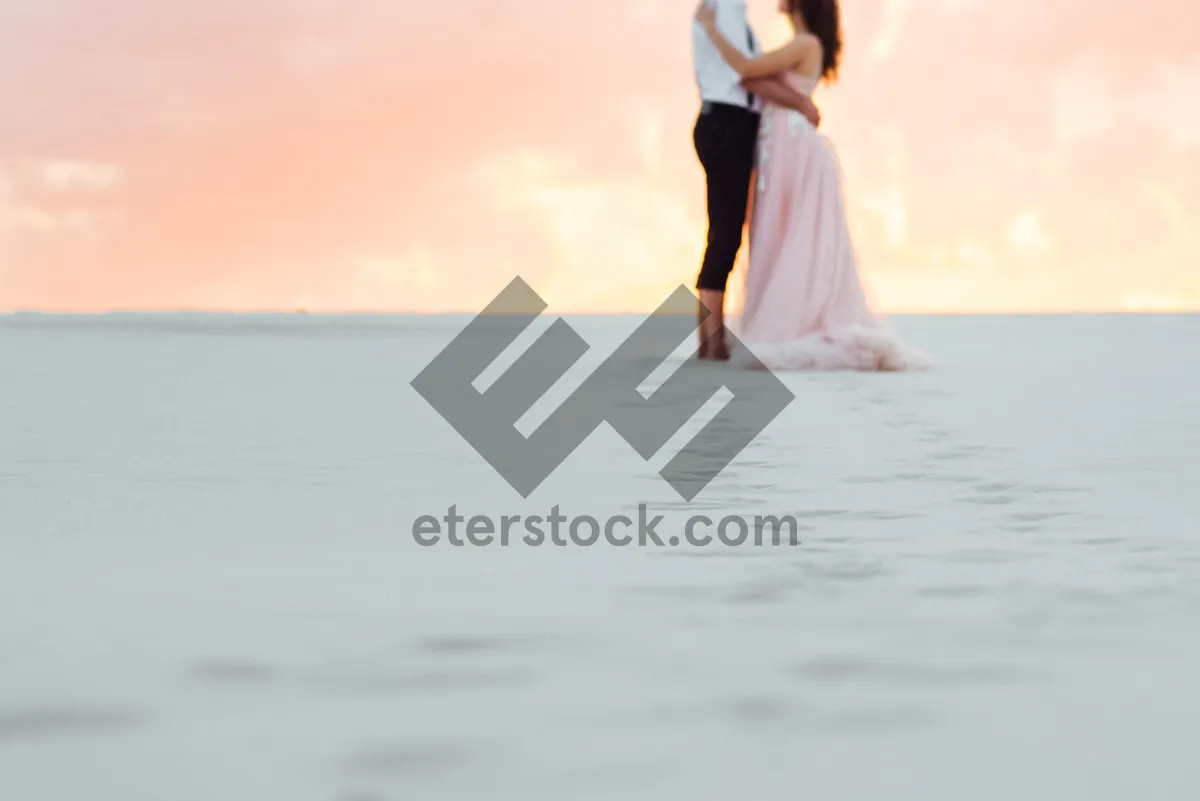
[691,0,930,371]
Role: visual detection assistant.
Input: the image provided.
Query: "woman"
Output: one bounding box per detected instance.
[695,0,931,371]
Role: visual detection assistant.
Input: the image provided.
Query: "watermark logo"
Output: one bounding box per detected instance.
[410,278,794,501]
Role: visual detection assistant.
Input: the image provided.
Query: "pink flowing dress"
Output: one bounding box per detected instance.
[731,71,933,371]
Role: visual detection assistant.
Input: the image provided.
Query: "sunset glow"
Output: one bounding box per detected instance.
[2,0,1198,314]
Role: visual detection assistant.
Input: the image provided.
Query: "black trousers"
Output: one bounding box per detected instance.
[693,102,760,293]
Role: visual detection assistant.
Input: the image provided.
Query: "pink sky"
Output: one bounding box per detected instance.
[2,0,1198,313]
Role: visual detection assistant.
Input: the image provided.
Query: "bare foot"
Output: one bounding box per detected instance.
[709,331,731,361]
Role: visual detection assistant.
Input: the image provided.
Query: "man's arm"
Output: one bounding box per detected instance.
[698,3,812,80]
[742,76,821,128]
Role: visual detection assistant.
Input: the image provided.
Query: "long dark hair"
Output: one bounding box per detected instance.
[789,0,842,82]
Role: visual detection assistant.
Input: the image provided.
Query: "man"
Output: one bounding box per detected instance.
[691,0,820,360]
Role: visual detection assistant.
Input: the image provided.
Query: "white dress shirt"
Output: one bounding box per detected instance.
[691,0,762,111]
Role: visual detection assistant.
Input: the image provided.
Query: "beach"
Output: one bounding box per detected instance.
[1,311,1198,800]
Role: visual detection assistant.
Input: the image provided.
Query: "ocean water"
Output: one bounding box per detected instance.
[1,312,1198,800]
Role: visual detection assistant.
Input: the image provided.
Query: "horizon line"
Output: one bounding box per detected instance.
[2,307,1198,317]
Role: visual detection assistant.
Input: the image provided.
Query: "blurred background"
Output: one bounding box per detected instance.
[2,0,1198,313]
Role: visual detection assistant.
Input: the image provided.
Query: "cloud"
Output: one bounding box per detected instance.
[1,0,1198,311]
[38,160,123,192]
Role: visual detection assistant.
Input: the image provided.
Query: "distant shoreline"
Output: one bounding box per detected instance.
[2,309,1198,317]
